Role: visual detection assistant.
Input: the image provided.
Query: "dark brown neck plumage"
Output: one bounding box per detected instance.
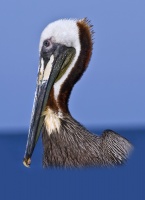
[47,19,93,114]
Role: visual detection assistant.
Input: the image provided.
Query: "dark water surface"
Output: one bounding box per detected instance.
[0,129,144,200]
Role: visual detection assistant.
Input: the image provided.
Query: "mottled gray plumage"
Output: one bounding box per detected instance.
[42,114,132,168]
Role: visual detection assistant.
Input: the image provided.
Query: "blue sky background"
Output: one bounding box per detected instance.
[0,0,144,130]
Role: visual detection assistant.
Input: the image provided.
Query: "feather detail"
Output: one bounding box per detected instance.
[42,115,132,168]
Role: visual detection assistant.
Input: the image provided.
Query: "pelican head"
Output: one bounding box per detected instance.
[23,18,132,168]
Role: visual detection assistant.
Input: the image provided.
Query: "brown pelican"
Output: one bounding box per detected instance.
[23,18,132,168]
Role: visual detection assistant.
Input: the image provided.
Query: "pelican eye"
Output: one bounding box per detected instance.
[43,40,50,47]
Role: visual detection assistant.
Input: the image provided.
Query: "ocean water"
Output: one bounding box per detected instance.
[0,128,144,200]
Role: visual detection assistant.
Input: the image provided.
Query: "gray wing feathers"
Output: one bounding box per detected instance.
[42,116,133,167]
